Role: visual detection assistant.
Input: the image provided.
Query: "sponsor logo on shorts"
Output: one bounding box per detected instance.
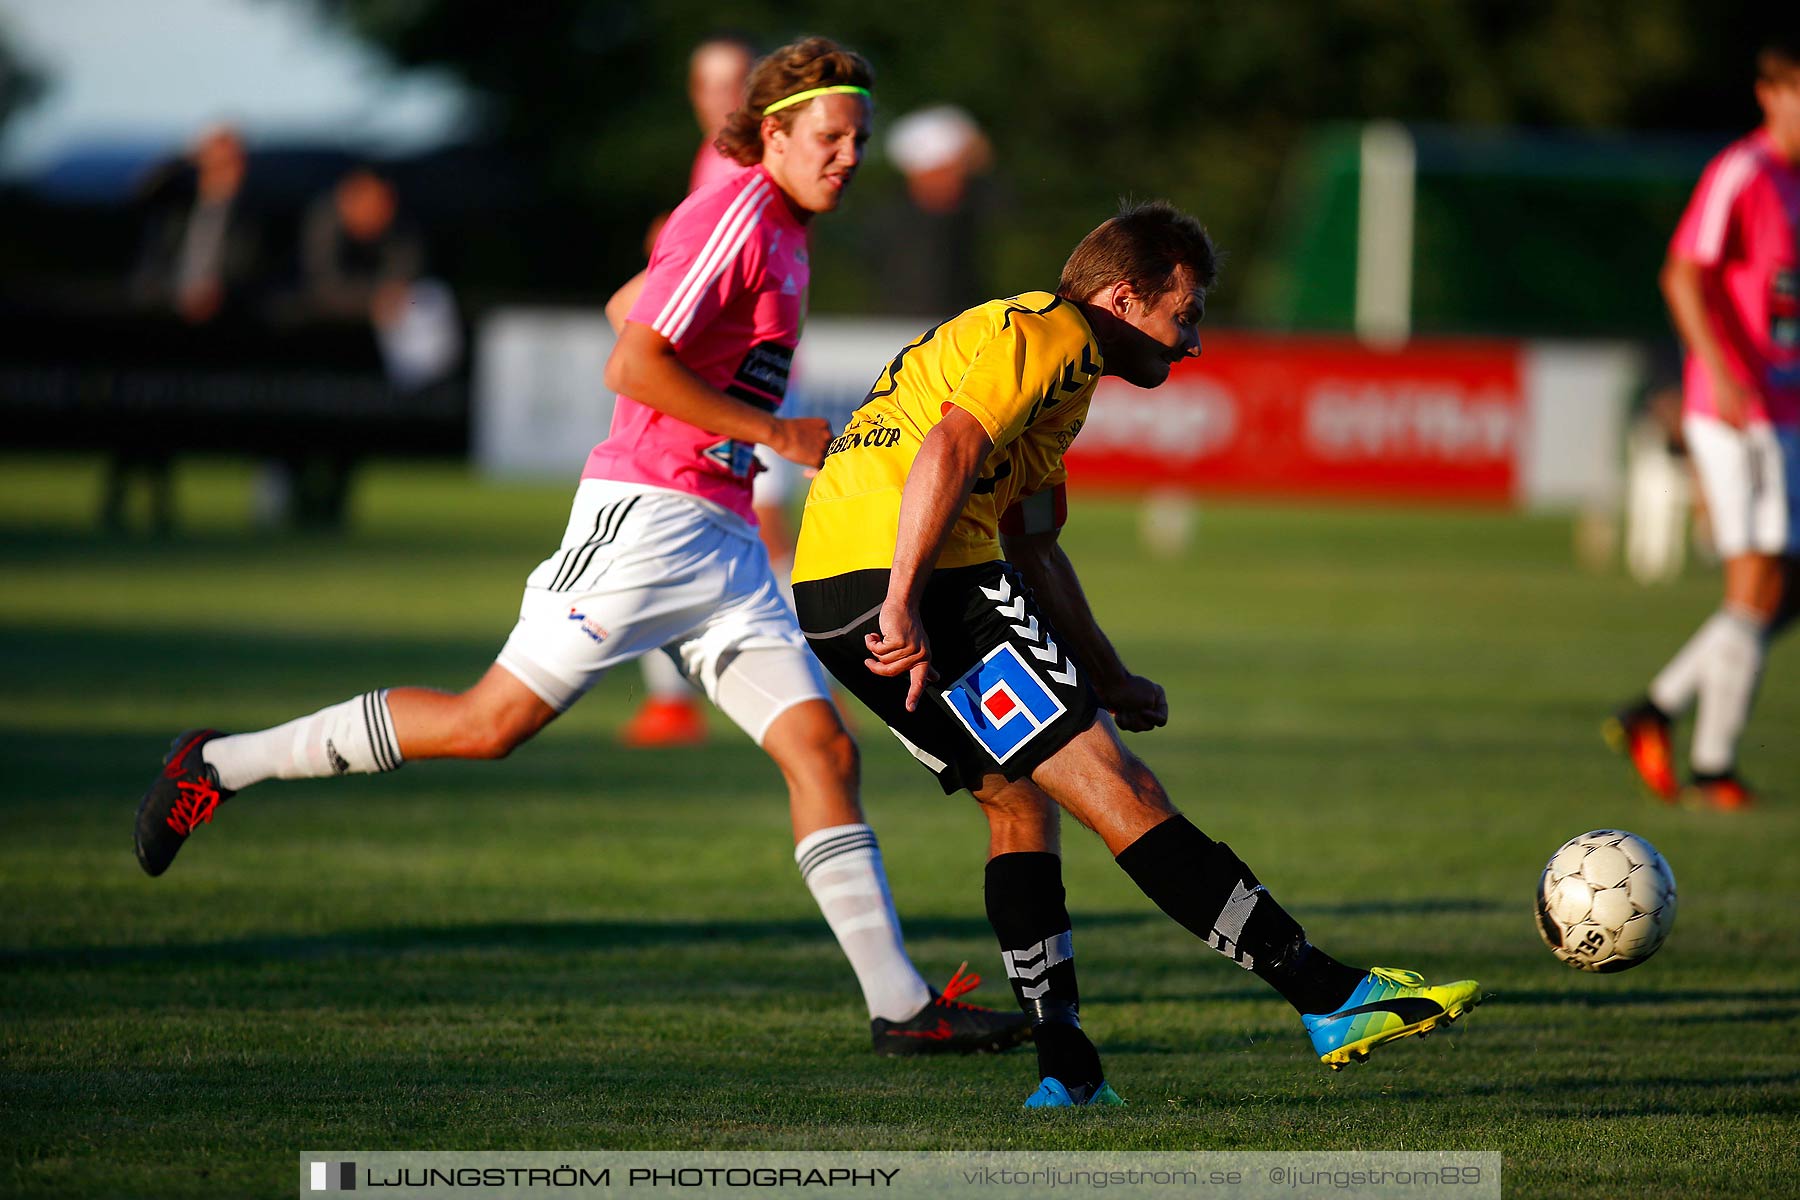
[325,739,351,775]
[942,643,1067,764]
[567,608,609,644]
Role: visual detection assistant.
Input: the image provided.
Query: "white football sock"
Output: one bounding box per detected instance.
[1648,610,1738,716]
[1689,609,1769,776]
[202,690,404,791]
[795,823,932,1021]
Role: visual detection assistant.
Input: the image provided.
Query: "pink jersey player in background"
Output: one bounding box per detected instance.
[1609,33,1800,809]
[687,36,757,195]
[135,35,1030,1059]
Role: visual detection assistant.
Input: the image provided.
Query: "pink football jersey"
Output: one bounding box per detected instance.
[583,164,810,521]
[1669,128,1800,426]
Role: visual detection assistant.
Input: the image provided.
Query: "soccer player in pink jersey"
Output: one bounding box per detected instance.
[1608,35,1800,810]
[614,32,774,749]
[133,36,1029,1058]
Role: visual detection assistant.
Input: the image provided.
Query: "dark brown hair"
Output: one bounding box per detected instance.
[715,36,874,166]
[1056,200,1218,305]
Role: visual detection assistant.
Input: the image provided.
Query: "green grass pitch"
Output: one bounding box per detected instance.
[2,456,1795,1198]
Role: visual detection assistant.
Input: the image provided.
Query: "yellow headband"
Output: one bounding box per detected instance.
[762,85,871,116]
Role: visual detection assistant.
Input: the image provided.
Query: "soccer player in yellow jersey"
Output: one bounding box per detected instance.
[793,202,1482,1107]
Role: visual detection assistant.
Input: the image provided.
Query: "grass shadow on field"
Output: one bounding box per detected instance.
[1377,1070,1800,1117]
[1304,898,1503,917]
[0,526,352,558]
[1,725,738,806]
[1,912,1165,972]
[1492,988,1800,1008]
[0,512,569,561]
[0,625,507,705]
[1652,1005,1800,1025]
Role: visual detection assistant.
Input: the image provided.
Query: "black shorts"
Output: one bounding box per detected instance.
[794,562,1100,795]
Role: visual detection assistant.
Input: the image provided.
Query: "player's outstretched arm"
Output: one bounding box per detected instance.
[868,406,994,710]
[1002,525,1168,733]
[603,322,832,465]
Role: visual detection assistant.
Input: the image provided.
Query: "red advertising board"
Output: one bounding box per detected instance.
[1064,333,1525,504]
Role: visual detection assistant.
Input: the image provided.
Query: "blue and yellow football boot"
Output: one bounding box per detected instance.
[1301,967,1482,1069]
[1023,1078,1126,1108]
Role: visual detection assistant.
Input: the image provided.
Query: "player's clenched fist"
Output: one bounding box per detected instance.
[1100,674,1168,732]
[770,416,834,468]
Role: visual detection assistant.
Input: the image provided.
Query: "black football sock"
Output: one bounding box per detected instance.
[984,851,1104,1090]
[1114,815,1367,1015]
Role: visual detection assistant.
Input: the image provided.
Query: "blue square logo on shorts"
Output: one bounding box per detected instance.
[942,643,1068,764]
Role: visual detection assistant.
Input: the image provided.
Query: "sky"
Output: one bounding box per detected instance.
[0,0,473,174]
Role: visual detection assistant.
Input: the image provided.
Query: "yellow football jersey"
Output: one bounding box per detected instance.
[793,291,1103,583]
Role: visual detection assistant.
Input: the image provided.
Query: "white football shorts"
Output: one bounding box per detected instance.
[496,479,831,742]
[1684,416,1800,557]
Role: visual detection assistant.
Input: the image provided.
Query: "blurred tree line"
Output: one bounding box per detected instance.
[0,18,44,133]
[321,0,1783,322]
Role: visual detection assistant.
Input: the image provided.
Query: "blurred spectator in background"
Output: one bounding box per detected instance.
[110,123,264,532]
[300,165,460,392]
[610,33,766,749]
[868,104,993,316]
[252,165,460,529]
[301,167,420,325]
[1608,33,1800,811]
[131,124,262,325]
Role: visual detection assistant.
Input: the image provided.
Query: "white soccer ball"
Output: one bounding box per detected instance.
[1535,829,1677,973]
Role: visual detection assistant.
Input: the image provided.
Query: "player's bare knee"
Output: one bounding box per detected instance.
[450,705,541,760]
[973,779,1047,823]
[813,723,860,787]
[1074,753,1172,832]
[760,704,858,796]
[1120,749,1172,811]
[488,729,529,760]
[981,792,1056,832]
[971,777,1059,853]
[971,788,1010,824]
[454,724,517,760]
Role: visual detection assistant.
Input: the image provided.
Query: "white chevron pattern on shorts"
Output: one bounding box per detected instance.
[977,573,1077,685]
